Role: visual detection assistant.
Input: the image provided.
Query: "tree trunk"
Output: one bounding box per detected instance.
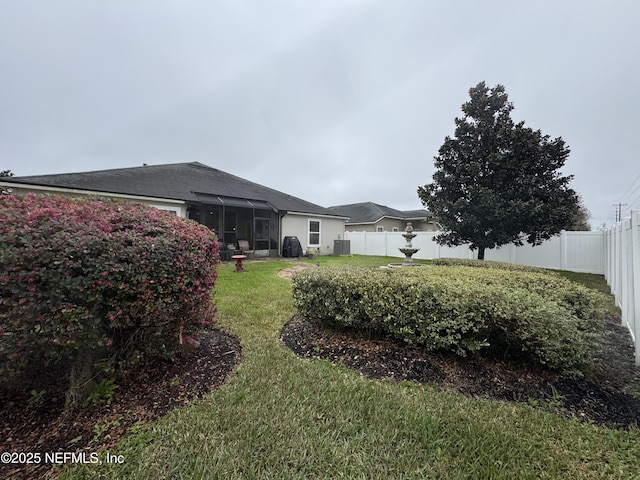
[64,347,95,415]
[477,246,486,260]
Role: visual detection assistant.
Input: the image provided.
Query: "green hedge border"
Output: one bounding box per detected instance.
[292,264,608,377]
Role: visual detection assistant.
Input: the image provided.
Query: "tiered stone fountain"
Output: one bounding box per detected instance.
[383,222,421,268]
[398,222,419,265]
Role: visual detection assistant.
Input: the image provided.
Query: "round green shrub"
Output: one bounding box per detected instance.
[292,265,608,377]
[0,193,218,399]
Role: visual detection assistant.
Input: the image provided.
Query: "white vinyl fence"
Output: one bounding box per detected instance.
[345,226,640,365]
[604,211,640,365]
[344,230,605,274]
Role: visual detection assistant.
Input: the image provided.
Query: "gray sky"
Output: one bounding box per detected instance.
[2,1,639,228]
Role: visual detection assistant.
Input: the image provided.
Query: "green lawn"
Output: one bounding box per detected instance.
[62,257,639,479]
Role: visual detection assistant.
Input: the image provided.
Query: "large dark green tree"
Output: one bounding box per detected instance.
[418,82,580,260]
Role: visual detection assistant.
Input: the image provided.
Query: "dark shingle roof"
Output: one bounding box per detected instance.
[328,202,432,224]
[5,162,341,216]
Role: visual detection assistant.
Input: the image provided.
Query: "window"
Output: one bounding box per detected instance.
[152,205,181,216]
[392,227,399,232]
[308,220,320,246]
[376,226,384,232]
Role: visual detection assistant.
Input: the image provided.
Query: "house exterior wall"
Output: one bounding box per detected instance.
[281,212,346,255]
[2,181,347,256]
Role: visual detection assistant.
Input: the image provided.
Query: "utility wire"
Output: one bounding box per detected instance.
[622,183,640,207]
[622,185,640,216]
[612,172,640,220]
[627,196,640,213]
[618,172,640,204]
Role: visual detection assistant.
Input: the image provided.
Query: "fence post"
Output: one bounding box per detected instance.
[621,219,630,332]
[605,229,611,284]
[615,223,622,305]
[560,230,567,271]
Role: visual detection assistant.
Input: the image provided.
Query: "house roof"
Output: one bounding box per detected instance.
[4,162,341,217]
[328,202,433,224]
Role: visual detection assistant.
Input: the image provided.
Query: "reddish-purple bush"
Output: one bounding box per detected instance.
[0,193,218,404]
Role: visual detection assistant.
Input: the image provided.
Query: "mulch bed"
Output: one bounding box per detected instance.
[3,312,638,479]
[281,314,640,430]
[0,328,241,480]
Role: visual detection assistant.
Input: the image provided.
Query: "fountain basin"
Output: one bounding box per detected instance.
[379,262,424,269]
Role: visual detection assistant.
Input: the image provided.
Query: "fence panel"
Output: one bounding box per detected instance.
[605,212,639,365]
[344,230,604,273]
[632,212,640,361]
[563,231,605,273]
[513,236,563,270]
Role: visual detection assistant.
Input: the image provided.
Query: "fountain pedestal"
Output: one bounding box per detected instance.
[399,222,419,265]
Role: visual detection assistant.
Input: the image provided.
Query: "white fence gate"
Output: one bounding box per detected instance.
[604,212,640,365]
[344,226,640,365]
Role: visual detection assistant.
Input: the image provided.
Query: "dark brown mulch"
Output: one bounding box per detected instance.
[281,315,640,430]
[0,328,241,480]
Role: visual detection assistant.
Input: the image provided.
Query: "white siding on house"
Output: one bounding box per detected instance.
[282,212,346,255]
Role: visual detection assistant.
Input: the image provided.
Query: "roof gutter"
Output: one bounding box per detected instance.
[286,211,350,220]
[0,181,185,205]
[346,214,433,224]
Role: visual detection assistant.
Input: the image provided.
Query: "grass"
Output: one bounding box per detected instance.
[61,256,639,479]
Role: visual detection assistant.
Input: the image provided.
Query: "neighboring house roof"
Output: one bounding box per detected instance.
[4,162,342,217]
[328,202,433,224]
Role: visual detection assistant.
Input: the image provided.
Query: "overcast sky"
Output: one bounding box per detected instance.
[1,1,639,228]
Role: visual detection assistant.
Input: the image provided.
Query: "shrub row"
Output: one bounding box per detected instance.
[292,265,609,377]
[431,257,559,274]
[0,194,218,402]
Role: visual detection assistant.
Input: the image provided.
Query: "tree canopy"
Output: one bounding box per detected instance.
[417,82,580,259]
[568,197,591,231]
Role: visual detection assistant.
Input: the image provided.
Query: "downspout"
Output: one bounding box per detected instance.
[278,212,285,258]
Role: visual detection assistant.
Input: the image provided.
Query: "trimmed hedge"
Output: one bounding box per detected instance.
[0,194,218,402]
[292,265,609,377]
[431,257,559,274]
